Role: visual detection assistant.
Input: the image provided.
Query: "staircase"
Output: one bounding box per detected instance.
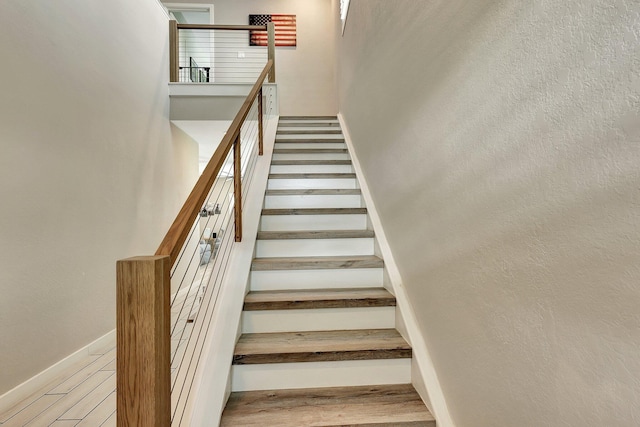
[220,117,435,426]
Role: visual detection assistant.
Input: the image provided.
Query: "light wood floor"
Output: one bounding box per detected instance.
[0,259,216,427]
[0,342,117,426]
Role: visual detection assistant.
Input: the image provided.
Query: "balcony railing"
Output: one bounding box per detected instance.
[169,22,276,84]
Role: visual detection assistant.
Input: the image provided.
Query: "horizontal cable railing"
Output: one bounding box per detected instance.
[170,22,276,84]
[117,58,275,426]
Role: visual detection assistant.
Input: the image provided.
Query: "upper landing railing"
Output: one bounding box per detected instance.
[169,21,276,84]
[116,21,277,427]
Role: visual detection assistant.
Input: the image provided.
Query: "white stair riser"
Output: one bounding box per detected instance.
[273,153,351,161]
[267,178,357,190]
[241,307,395,333]
[260,214,368,231]
[231,358,411,391]
[256,238,374,257]
[274,142,346,149]
[276,134,344,140]
[250,268,383,291]
[264,194,363,209]
[270,164,354,174]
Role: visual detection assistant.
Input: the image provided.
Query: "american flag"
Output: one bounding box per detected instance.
[249,14,297,47]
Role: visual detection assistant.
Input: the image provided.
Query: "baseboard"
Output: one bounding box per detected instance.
[338,113,455,427]
[0,329,115,413]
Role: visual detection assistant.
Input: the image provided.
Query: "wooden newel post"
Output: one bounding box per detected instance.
[233,133,242,242]
[169,20,179,82]
[258,88,264,156]
[267,22,276,83]
[117,256,171,427]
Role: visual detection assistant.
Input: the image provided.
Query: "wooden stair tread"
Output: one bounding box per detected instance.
[233,329,411,364]
[261,208,367,215]
[265,189,361,196]
[251,255,383,271]
[244,288,395,311]
[274,148,348,154]
[275,137,344,145]
[270,160,352,165]
[220,384,435,426]
[257,230,374,240]
[269,173,356,179]
[277,130,343,134]
[277,122,340,127]
[280,116,338,120]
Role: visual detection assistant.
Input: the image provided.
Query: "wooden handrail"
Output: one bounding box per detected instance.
[155,59,273,266]
[176,24,267,31]
[169,21,178,82]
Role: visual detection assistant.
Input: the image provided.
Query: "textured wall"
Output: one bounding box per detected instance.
[0,0,198,394]
[338,1,640,426]
[166,0,339,115]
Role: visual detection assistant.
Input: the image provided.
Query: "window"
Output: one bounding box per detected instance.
[340,0,351,34]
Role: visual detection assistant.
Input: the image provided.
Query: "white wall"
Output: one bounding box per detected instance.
[0,0,199,395]
[338,1,640,426]
[167,0,338,115]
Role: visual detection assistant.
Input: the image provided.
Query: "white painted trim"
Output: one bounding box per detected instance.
[231,358,411,392]
[162,3,214,24]
[183,115,279,427]
[154,0,171,19]
[0,329,115,413]
[338,113,455,427]
[169,82,277,97]
[242,306,395,333]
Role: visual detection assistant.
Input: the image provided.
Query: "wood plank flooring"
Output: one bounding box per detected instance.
[277,130,343,134]
[270,160,353,166]
[0,258,215,426]
[268,173,357,179]
[243,288,396,311]
[265,189,362,196]
[233,329,411,365]
[0,344,117,427]
[251,255,384,271]
[220,384,436,427]
[261,207,367,216]
[257,230,375,240]
[273,148,349,154]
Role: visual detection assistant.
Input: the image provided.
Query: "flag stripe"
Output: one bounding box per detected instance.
[249,14,297,47]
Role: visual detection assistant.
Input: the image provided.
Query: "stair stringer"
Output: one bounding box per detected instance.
[183,115,279,427]
[338,113,456,427]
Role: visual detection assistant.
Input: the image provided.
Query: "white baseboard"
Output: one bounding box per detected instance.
[338,113,455,427]
[0,329,115,414]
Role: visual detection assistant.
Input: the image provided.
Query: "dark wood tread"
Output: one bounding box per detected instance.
[265,189,361,196]
[274,148,348,154]
[233,329,411,365]
[277,130,343,135]
[220,384,435,426]
[277,122,340,127]
[243,288,395,311]
[261,207,367,215]
[275,138,346,143]
[269,173,356,179]
[251,255,383,271]
[270,159,352,166]
[257,230,374,240]
[280,115,338,120]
